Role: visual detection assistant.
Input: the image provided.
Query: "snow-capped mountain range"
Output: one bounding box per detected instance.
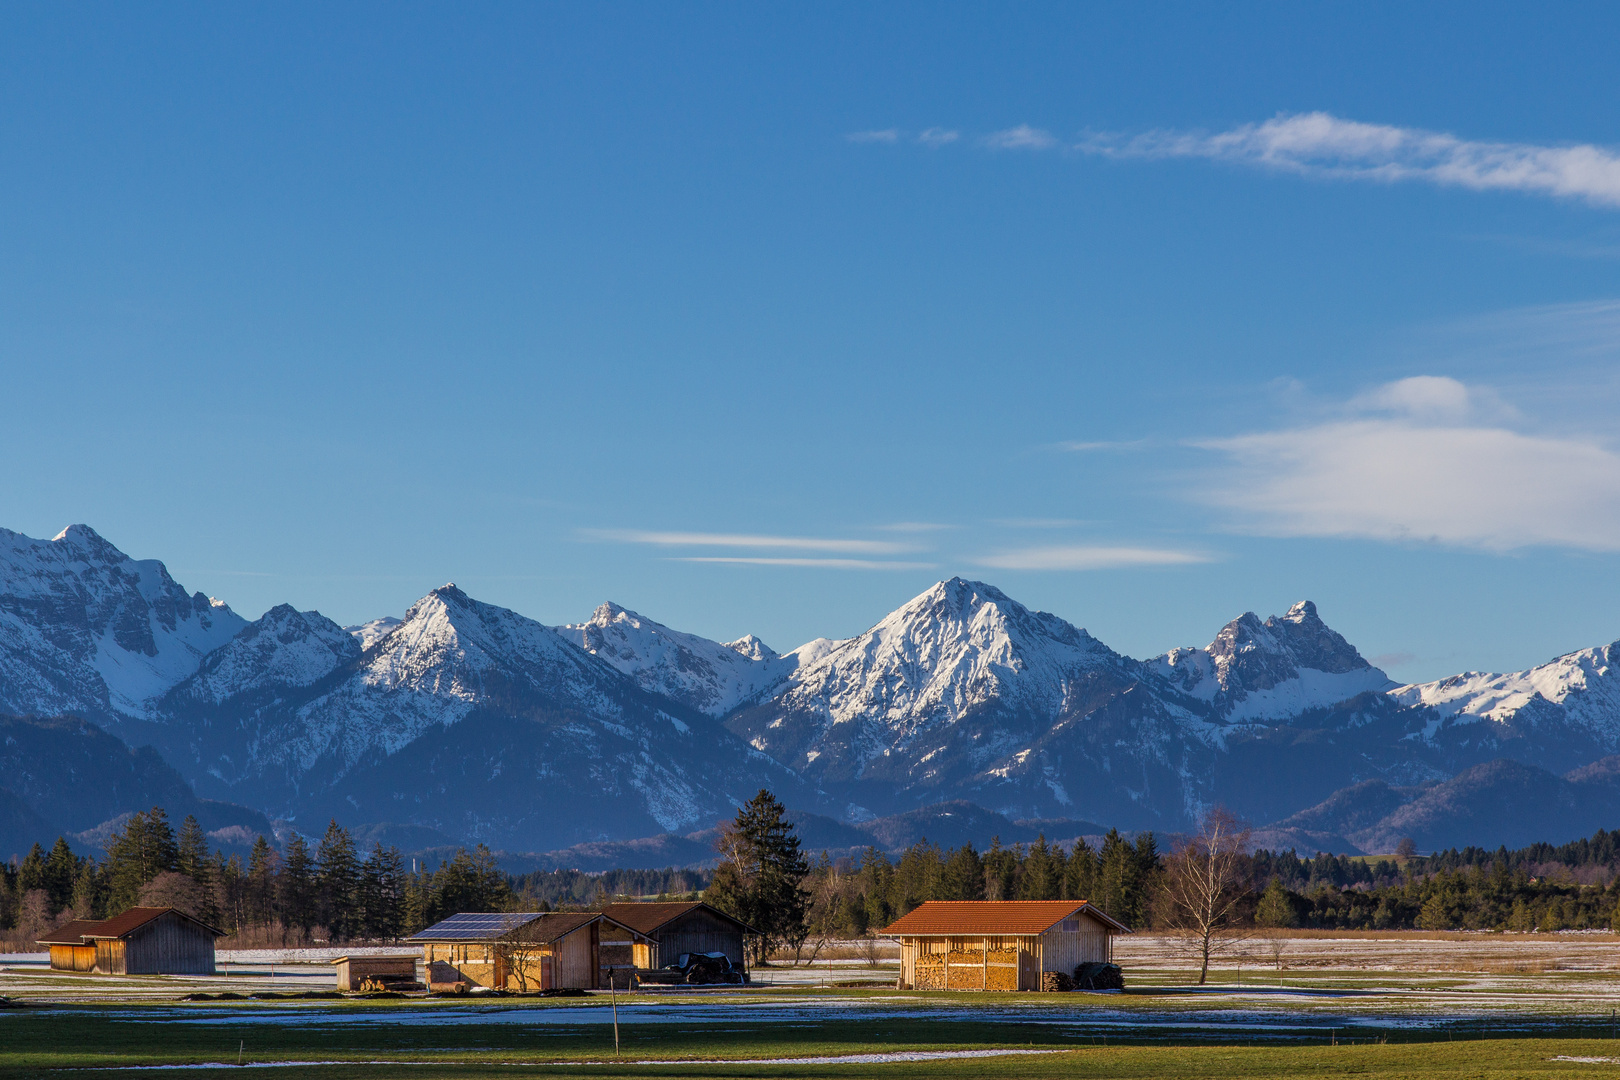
[6,523,1620,853]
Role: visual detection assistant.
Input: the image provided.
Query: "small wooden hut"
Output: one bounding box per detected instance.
[883,900,1129,991]
[37,919,103,973]
[598,901,753,974]
[409,912,638,991]
[331,954,421,991]
[37,907,225,975]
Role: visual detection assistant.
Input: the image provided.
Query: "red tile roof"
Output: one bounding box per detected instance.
[881,900,1130,936]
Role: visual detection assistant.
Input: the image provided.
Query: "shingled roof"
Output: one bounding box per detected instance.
[38,907,225,946]
[881,900,1130,936]
[599,901,758,937]
[36,919,107,947]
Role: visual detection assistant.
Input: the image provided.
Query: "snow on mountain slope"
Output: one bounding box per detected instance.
[166,605,360,706]
[0,525,244,719]
[1145,601,1395,722]
[282,584,621,769]
[728,578,1140,791]
[1390,642,1620,740]
[345,617,402,651]
[553,602,791,716]
[158,583,821,845]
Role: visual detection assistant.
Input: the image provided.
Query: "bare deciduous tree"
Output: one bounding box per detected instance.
[495,923,548,993]
[1155,807,1253,985]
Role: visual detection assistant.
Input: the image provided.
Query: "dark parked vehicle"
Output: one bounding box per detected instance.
[667,951,748,984]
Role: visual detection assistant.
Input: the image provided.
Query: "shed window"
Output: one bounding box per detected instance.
[1059,919,1080,932]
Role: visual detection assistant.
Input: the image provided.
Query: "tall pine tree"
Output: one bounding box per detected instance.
[359,844,405,941]
[279,834,317,934]
[706,789,809,963]
[247,836,279,926]
[315,820,360,940]
[105,809,179,911]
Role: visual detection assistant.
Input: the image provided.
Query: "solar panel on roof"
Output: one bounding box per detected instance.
[408,912,547,941]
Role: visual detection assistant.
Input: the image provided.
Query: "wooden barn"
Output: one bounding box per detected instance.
[37,907,225,976]
[883,900,1129,991]
[409,912,637,991]
[598,902,753,975]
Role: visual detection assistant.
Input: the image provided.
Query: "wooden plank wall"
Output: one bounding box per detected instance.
[556,929,595,988]
[123,913,216,975]
[657,910,745,968]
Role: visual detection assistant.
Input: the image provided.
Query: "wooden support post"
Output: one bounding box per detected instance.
[982,937,988,991]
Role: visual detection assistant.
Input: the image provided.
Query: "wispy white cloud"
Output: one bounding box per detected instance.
[1197,375,1620,552]
[990,518,1092,529]
[974,545,1210,571]
[846,129,900,144]
[1083,112,1620,208]
[985,124,1056,151]
[1057,439,1149,452]
[674,557,936,570]
[584,529,917,555]
[918,127,959,147]
[872,521,957,533]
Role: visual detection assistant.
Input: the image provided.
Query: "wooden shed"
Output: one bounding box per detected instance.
[331,954,421,991]
[599,902,753,974]
[37,907,225,976]
[37,919,103,973]
[409,912,637,991]
[883,900,1129,991]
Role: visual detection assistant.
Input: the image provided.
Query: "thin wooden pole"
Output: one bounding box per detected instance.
[982,937,988,991]
[610,968,620,1057]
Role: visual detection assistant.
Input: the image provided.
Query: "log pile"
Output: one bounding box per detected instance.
[912,953,947,990]
[1040,970,1074,992]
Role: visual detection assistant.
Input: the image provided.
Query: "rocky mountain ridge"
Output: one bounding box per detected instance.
[6,524,1620,855]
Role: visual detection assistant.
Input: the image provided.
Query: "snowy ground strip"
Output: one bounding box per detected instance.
[64,1049,1068,1071]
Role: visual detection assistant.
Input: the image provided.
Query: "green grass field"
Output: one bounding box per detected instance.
[6,990,1620,1079]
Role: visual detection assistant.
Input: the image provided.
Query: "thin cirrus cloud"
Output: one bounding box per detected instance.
[584,528,918,555]
[974,545,1210,571]
[852,112,1620,208]
[845,129,900,144]
[1196,375,1620,552]
[983,124,1057,151]
[1081,112,1620,208]
[673,557,938,570]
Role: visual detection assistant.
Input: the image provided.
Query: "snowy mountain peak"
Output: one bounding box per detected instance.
[0,525,246,719]
[1148,601,1392,722]
[554,601,789,716]
[164,604,360,706]
[345,616,402,651]
[730,579,1130,782]
[1390,640,1620,733]
[725,634,778,662]
[1281,600,1318,623]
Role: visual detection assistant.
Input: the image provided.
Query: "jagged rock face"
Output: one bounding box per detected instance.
[0,525,244,720]
[1146,600,1395,723]
[553,602,789,717]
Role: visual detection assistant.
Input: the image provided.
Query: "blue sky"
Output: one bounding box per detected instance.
[5,3,1620,680]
